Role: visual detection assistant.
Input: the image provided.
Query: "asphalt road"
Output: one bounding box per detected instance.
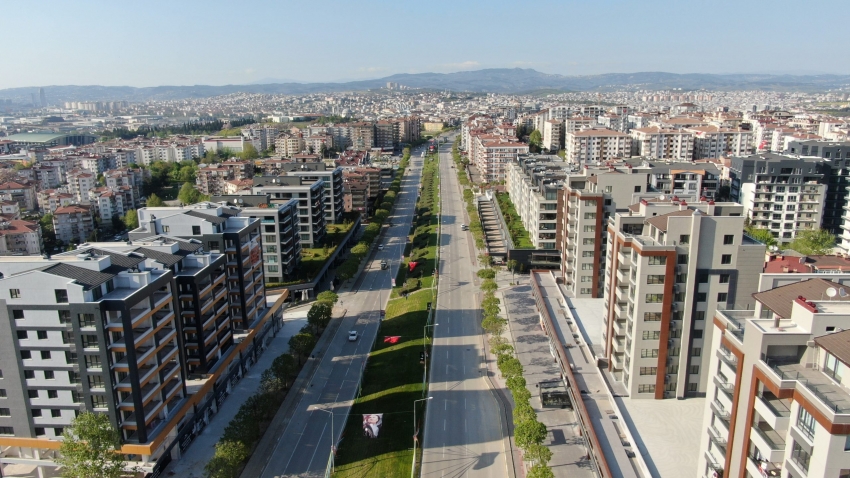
[259,148,427,478]
[420,135,509,477]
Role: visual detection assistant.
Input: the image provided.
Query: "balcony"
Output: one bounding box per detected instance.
[707,426,727,454]
[751,422,786,463]
[710,399,731,429]
[716,347,738,368]
[153,291,171,307]
[746,456,782,478]
[765,360,850,416]
[755,391,791,431]
[713,375,734,397]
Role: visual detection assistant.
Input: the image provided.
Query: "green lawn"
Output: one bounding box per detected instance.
[332,288,435,478]
[291,219,358,282]
[495,192,535,249]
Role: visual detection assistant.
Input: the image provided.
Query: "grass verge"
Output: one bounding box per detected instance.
[495,192,534,249]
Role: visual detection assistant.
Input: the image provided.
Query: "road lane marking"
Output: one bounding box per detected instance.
[305,421,328,471]
[443,419,446,431]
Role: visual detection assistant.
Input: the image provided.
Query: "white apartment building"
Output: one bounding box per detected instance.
[251,176,327,247]
[630,126,695,161]
[52,205,95,244]
[274,133,305,158]
[559,163,651,298]
[597,114,626,132]
[565,128,632,166]
[542,120,564,152]
[202,136,245,154]
[603,199,765,399]
[686,126,754,159]
[0,220,42,255]
[506,155,564,251]
[565,116,597,133]
[702,279,850,478]
[66,170,96,203]
[470,134,529,183]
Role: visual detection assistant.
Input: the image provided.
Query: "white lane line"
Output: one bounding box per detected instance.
[444,400,447,410]
[464,398,467,409]
[443,419,446,431]
[305,421,328,471]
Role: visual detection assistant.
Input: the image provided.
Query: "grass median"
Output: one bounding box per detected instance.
[332,288,436,478]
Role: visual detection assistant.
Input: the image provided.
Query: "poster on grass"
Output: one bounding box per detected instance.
[362,414,383,438]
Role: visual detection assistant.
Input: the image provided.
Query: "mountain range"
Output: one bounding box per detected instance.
[2,69,850,103]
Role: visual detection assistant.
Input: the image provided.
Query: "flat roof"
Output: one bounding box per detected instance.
[6,133,68,141]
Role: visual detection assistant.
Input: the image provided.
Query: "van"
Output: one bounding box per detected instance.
[380,260,388,270]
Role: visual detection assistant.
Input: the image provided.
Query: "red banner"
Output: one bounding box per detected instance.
[384,336,400,343]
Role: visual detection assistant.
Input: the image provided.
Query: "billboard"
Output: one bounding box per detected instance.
[362,413,383,438]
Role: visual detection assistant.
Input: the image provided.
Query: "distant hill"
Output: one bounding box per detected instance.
[3,69,850,103]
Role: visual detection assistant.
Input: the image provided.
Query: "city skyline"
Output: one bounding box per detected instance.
[2,0,850,90]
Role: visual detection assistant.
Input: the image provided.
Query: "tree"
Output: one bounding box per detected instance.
[745,227,777,248]
[316,290,339,305]
[506,259,518,281]
[524,444,553,467]
[526,464,555,478]
[491,343,514,356]
[497,355,523,378]
[178,182,201,205]
[514,419,547,450]
[289,332,317,364]
[241,143,260,160]
[477,269,496,280]
[529,130,543,153]
[513,402,537,424]
[205,440,249,478]
[270,353,297,389]
[506,375,527,393]
[481,279,498,293]
[788,228,836,255]
[57,412,126,478]
[482,315,506,336]
[307,301,333,334]
[147,193,165,207]
[123,210,138,230]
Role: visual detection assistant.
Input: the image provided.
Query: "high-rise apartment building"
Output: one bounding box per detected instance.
[564,128,632,165]
[629,126,695,161]
[686,126,753,159]
[700,279,850,478]
[505,155,565,251]
[276,162,345,224]
[603,199,765,399]
[542,120,564,152]
[252,176,327,247]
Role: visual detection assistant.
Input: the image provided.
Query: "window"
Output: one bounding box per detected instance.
[644,312,662,322]
[634,185,642,193]
[646,275,665,284]
[687,383,698,392]
[693,330,703,339]
[58,310,71,324]
[91,395,108,408]
[642,331,661,340]
[28,390,38,399]
[40,351,51,360]
[582,251,594,257]
[47,390,58,399]
[31,409,41,417]
[580,276,593,283]
[689,365,699,375]
[81,335,98,348]
[639,367,657,375]
[44,371,54,380]
[267,265,279,273]
[717,293,728,303]
[723,235,734,245]
[192,225,201,235]
[678,254,688,264]
[54,290,68,303]
[640,349,659,358]
[580,288,593,294]
[0,427,15,435]
[20,350,31,360]
[797,407,816,439]
[792,440,811,472]
[638,384,655,393]
[719,274,730,284]
[696,293,707,302]
[691,348,701,357]
[0,389,5,398]
[9,289,20,299]
[54,427,64,436]
[844,435,850,451]
[51,409,61,418]
[583,225,595,232]
[584,213,596,219]
[679,234,690,245]
[826,353,846,382]
[581,263,594,270]
[24,370,34,379]
[162,225,170,233]
[84,355,102,369]
[78,314,95,328]
[646,294,663,303]
[12,310,23,320]
[605,186,613,193]
[35,427,46,436]
[582,238,595,245]
[88,375,104,389]
[16,330,27,340]
[648,256,666,265]
[37,331,47,340]
[721,254,732,264]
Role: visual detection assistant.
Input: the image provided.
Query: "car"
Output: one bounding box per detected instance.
[348,330,358,341]
[461,224,468,229]
[378,244,384,250]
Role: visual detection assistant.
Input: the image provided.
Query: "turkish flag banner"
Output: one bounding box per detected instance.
[384,336,401,343]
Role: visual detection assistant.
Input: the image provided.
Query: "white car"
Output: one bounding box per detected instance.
[348,330,358,341]
[378,244,384,250]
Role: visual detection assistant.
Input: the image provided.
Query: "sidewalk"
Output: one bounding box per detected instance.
[165,307,345,477]
[501,283,595,478]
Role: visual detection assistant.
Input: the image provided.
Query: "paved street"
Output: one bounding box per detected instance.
[254,147,427,478]
[420,135,510,478]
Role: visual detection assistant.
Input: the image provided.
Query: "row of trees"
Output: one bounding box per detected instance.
[476,267,555,478]
[452,137,485,251]
[746,226,836,255]
[205,290,340,478]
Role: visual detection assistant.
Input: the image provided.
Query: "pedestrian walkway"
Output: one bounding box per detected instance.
[501,284,595,478]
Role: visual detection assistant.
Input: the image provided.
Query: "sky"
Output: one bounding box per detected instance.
[2,0,849,90]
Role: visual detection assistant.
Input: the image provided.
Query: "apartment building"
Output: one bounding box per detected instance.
[506,155,565,251]
[202,136,245,154]
[277,162,345,224]
[0,180,37,211]
[542,119,564,152]
[597,114,626,133]
[629,126,695,161]
[729,154,830,241]
[603,199,765,399]
[701,279,850,478]
[251,176,327,247]
[565,116,597,134]
[686,126,753,159]
[375,121,395,149]
[88,187,131,221]
[648,163,722,199]
[131,204,265,330]
[565,128,632,166]
[241,124,278,152]
[53,205,94,244]
[210,195,303,283]
[274,133,305,158]
[66,170,97,203]
[470,134,529,183]
[349,122,375,150]
[559,162,651,298]
[196,160,254,196]
[37,190,75,213]
[0,220,42,255]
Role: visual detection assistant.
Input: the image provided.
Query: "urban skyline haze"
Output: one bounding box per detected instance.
[2,0,849,90]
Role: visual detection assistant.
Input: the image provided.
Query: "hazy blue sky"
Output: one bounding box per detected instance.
[2,0,848,89]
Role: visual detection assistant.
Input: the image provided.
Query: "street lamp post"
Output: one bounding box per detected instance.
[411,396,433,478]
[314,407,334,473]
[423,323,438,397]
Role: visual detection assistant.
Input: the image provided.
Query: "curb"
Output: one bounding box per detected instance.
[240,308,347,478]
